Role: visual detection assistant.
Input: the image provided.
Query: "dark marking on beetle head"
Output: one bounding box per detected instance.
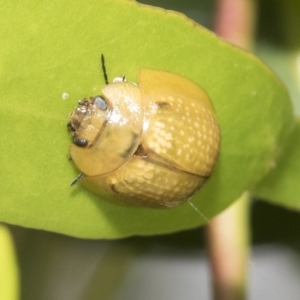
[67,119,81,134]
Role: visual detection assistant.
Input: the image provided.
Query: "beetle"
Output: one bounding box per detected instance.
[67,55,220,208]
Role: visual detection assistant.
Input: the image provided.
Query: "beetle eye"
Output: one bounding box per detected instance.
[73,138,88,147]
[94,96,107,111]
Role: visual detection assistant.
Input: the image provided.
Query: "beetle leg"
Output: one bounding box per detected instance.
[70,173,85,186]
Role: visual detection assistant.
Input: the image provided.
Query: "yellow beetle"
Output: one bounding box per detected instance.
[68,57,220,208]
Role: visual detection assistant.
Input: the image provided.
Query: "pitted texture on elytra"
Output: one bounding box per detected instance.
[144,95,220,177]
[82,156,206,208]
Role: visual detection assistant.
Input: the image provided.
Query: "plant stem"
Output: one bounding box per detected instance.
[0,225,20,300]
[206,1,256,299]
[214,0,256,49]
[206,193,250,300]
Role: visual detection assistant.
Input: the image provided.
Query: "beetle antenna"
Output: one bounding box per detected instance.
[70,173,84,186]
[101,54,109,84]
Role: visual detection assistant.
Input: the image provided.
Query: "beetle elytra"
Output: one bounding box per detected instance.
[67,56,220,208]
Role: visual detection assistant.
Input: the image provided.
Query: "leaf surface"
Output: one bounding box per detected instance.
[0,0,294,238]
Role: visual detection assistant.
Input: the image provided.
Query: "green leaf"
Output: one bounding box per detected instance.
[0,0,294,238]
[0,226,19,300]
[251,119,300,210]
